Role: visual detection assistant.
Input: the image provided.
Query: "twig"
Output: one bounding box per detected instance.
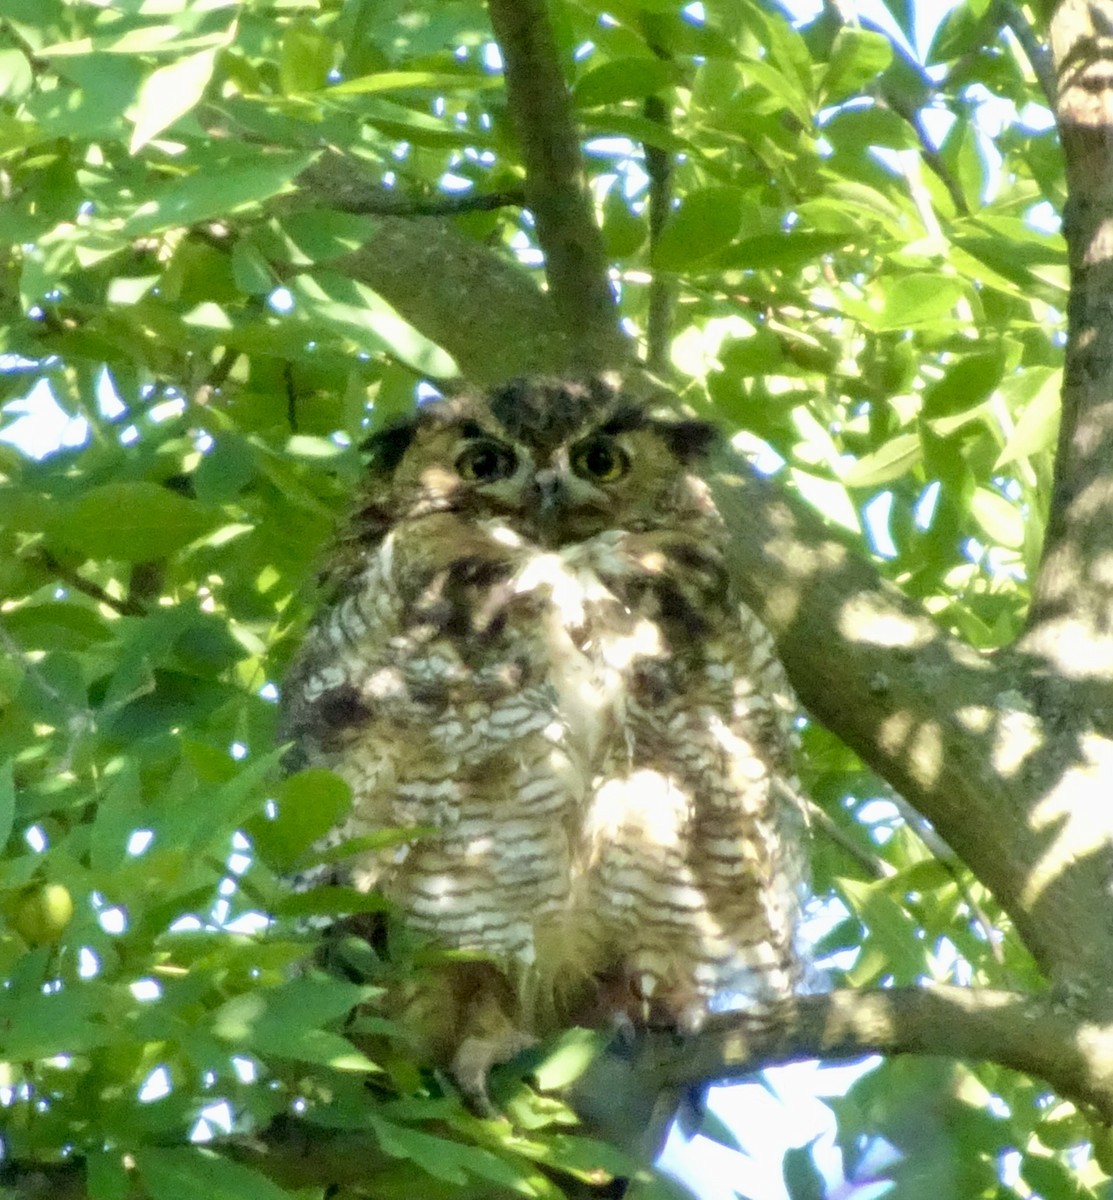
[192,346,240,409]
[643,90,676,374]
[333,187,526,217]
[486,0,626,370]
[887,793,1006,967]
[995,0,1057,107]
[34,549,144,617]
[774,779,893,880]
[875,65,969,216]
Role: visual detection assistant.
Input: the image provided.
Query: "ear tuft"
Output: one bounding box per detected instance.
[658,419,720,462]
[361,419,417,474]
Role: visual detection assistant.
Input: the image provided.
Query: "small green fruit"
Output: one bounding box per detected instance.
[11,884,75,945]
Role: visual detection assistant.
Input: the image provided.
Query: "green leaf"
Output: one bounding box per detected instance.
[288,270,458,375]
[532,1028,607,1091]
[90,760,143,873]
[995,367,1062,468]
[738,57,812,127]
[0,47,33,99]
[231,241,275,295]
[327,69,499,97]
[192,434,260,504]
[821,28,893,105]
[573,57,676,108]
[971,487,1023,548]
[0,760,15,850]
[248,767,352,872]
[266,210,376,265]
[783,1141,826,1200]
[134,1148,294,1200]
[922,352,1004,418]
[130,47,219,152]
[1020,1152,1083,1200]
[842,434,921,488]
[601,185,645,258]
[86,1151,131,1200]
[652,186,743,269]
[874,275,967,331]
[213,974,371,1042]
[204,747,288,830]
[369,1116,530,1188]
[0,969,110,1058]
[838,876,924,982]
[1,601,112,651]
[279,16,334,95]
[297,825,429,871]
[49,483,215,562]
[120,150,315,237]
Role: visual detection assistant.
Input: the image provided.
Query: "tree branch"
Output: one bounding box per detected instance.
[644,89,677,373]
[32,549,144,617]
[642,986,1113,1122]
[10,987,1113,1199]
[1025,2,1113,676]
[486,0,627,371]
[332,188,526,218]
[707,450,1113,995]
[290,154,572,383]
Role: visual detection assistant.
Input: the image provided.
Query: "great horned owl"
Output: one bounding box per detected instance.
[278,376,805,1100]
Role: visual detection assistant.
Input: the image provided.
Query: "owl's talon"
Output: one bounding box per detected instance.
[608,1010,639,1053]
[451,1029,537,1115]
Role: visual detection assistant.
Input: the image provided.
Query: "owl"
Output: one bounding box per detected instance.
[278,376,805,1104]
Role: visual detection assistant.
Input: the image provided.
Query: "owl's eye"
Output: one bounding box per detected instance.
[456,440,518,482]
[572,436,629,482]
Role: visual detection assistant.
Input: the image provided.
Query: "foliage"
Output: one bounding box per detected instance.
[0,0,1091,1197]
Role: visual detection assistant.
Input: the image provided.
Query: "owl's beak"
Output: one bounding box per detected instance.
[531,468,572,544]
[533,468,566,515]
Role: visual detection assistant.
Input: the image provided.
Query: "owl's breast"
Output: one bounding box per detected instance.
[507,530,673,771]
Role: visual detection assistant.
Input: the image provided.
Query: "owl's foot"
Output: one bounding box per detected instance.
[452,1026,537,1115]
[447,964,537,1114]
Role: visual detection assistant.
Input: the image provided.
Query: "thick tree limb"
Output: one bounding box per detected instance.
[709,454,1113,996]
[486,0,626,371]
[645,986,1113,1122]
[291,156,565,381]
[332,215,570,383]
[1026,2,1113,676]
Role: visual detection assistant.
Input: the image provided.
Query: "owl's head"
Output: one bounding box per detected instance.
[357,377,719,545]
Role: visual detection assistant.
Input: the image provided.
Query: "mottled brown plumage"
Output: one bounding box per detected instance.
[278,376,806,1100]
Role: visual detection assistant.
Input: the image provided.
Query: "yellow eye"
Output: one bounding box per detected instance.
[572,436,629,482]
[455,440,517,481]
